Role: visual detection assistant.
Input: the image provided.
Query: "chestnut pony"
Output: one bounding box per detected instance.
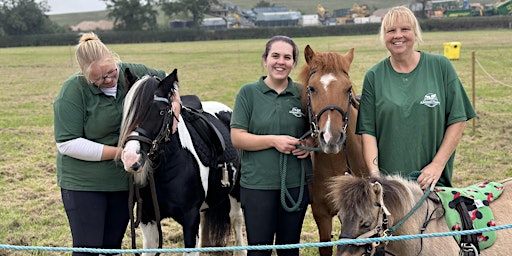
[298,45,367,256]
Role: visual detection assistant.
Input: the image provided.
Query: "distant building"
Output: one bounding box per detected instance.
[70,20,113,31]
[301,14,320,26]
[254,11,301,27]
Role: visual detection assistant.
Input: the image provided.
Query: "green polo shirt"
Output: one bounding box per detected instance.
[356,52,476,187]
[53,63,166,191]
[231,76,308,190]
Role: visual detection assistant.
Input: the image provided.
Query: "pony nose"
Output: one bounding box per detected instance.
[129,159,145,173]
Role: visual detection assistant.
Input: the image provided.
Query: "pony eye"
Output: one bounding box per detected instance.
[307,86,316,93]
[361,221,372,229]
[159,110,165,115]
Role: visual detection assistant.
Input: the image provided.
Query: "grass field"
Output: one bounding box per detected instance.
[0,30,511,255]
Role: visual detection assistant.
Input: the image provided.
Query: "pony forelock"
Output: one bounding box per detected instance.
[118,75,157,149]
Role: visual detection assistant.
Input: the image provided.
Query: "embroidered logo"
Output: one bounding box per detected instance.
[289,107,305,118]
[420,93,440,108]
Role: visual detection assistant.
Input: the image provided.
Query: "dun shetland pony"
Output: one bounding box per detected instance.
[328,175,512,256]
[118,69,245,256]
[298,45,366,256]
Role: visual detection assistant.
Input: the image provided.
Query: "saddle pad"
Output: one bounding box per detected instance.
[182,108,237,168]
[435,181,504,250]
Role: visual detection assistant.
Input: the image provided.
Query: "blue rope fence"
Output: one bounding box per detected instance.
[1,223,512,254]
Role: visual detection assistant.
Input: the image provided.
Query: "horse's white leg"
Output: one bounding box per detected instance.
[141,221,159,256]
[198,209,206,248]
[229,195,246,256]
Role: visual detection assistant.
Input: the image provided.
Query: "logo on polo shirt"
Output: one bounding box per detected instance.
[420,93,440,108]
[289,107,305,118]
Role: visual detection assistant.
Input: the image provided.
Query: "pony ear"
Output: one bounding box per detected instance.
[372,181,383,198]
[124,68,139,92]
[158,68,178,98]
[304,45,315,65]
[343,48,355,68]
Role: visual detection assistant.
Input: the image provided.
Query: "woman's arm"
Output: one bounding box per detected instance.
[361,133,380,178]
[231,128,300,155]
[418,121,467,190]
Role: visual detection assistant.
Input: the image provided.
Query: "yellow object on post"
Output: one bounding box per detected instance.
[443,42,461,60]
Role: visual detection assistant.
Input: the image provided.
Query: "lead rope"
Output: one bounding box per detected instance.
[129,175,144,256]
[387,189,431,235]
[279,153,305,212]
[129,175,141,256]
[148,171,163,256]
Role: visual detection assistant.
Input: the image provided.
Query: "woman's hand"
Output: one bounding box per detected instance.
[273,135,301,154]
[417,162,444,191]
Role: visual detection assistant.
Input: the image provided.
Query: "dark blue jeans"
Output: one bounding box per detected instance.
[61,189,129,256]
[241,186,309,256]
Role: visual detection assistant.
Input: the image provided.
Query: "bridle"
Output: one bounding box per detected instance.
[338,182,436,256]
[125,94,176,161]
[302,68,359,140]
[300,68,359,174]
[338,182,393,256]
[123,84,177,256]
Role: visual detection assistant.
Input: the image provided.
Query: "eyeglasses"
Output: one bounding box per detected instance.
[91,68,118,86]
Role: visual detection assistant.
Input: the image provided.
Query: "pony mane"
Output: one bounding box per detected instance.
[328,175,418,223]
[327,175,375,218]
[118,75,160,149]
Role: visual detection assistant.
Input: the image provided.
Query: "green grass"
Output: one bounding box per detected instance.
[0,30,511,255]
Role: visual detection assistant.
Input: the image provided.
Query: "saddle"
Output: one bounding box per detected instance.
[435,181,504,252]
[180,95,237,171]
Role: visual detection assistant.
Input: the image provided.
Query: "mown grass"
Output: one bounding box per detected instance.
[0,30,511,255]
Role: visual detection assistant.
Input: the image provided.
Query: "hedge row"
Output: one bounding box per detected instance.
[1,16,511,48]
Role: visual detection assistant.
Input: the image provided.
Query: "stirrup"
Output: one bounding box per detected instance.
[221,163,230,187]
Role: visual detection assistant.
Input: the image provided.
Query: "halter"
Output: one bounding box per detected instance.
[340,183,435,256]
[301,68,359,174]
[125,94,175,256]
[338,182,393,256]
[303,69,358,140]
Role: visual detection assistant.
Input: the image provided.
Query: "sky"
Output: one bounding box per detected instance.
[42,0,107,15]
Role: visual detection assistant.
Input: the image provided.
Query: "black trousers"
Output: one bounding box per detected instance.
[61,189,129,256]
[241,186,309,256]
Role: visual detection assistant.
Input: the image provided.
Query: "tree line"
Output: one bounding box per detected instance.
[0,0,249,36]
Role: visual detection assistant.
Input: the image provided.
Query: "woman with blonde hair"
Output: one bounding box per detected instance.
[54,32,180,255]
[357,6,475,190]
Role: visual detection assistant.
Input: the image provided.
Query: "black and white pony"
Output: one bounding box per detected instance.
[118,69,245,256]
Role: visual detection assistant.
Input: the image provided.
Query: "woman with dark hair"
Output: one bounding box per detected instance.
[231,35,310,256]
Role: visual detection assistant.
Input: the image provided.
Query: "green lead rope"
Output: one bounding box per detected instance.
[279,153,306,212]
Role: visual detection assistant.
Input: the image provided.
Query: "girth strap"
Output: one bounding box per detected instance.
[452,196,480,255]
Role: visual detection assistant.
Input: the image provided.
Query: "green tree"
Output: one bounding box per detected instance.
[104,0,158,31]
[160,0,218,29]
[0,0,54,35]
